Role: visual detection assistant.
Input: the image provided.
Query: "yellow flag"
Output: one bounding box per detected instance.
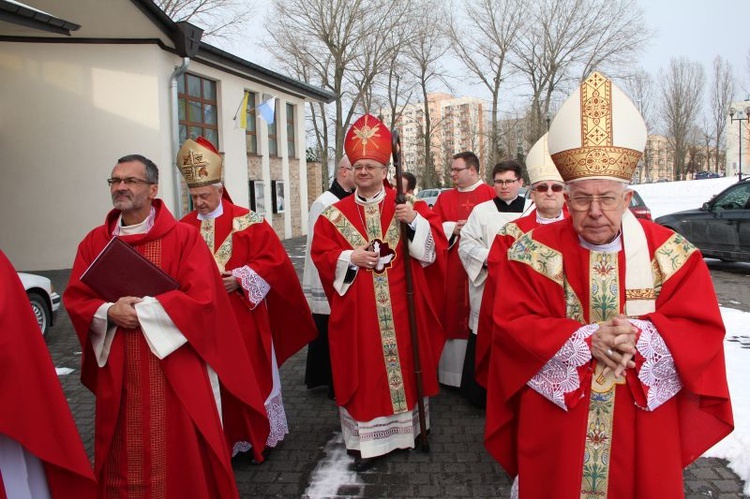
[238,91,249,129]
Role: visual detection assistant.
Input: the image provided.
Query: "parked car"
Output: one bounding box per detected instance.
[694,171,721,180]
[18,272,60,336]
[416,187,450,207]
[629,190,652,221]
[655,178,670,183]
[655,179,750,262]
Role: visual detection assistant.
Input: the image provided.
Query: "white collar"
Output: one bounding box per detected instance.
[355,188,386,206]
[536,211,565,225]
[114,206,155,236]
[579,232,622,252]
[457,179,485,193]
[197,202,224,221]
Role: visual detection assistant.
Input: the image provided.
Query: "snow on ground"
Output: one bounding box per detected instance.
[710,309,750,495]
[634,177,750,494]
[303,432,364,498]
[632,176,736,219]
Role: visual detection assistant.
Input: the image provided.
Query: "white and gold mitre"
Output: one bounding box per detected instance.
[176,137,223,188]
[547,71,647,183]
[526,133,563,185]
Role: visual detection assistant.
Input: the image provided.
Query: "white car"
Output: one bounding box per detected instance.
[416,187,450,207]
[18,272,60,336]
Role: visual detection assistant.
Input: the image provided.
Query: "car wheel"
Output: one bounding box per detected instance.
[27,291,50,337]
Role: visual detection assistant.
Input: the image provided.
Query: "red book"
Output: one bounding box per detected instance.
[80,236,179,302]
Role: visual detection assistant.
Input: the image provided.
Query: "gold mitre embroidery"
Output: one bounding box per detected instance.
[548,72,647,183]
[177,138,223,188]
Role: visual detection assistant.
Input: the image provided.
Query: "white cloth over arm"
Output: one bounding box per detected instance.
[459,200,525,331]
[90,297,188,367]
[303,192,339,314]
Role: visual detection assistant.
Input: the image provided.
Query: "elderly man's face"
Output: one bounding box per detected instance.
[189,185,223,215]
[529,181,565,218]
[565,179,633,245]
[110,160,157,215]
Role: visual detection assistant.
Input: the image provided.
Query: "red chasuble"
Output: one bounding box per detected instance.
[64,200,270,498]
[484,218,733,498]
[0,251,96,499]
[431,184,495,339]
[474,210,542,388]
[181,199,317,399]
[311,189,448,421]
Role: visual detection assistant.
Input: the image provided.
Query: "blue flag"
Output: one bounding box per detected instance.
[258,96,275,124]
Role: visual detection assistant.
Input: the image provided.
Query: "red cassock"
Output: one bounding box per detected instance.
[0,251,96,499]
[64,200,270,498]
[431,184,495,339]
[311,190,448,421]
[484,218,734,498]
[181,199,317,399]
[475,210,542,388]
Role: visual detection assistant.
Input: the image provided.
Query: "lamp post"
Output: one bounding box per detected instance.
[729,106,750,181]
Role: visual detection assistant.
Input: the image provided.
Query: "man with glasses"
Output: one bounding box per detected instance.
[64,154,270,497]
[179,137,317,461]
[485,72,733,498]
[457,160,531,406]
[432,151,495,388]
[303,154,355,398]
[311,114,447,470]
[475,134,567,394]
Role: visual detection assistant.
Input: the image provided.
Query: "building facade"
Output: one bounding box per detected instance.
[0,0,332,270]
[393,93,487,187]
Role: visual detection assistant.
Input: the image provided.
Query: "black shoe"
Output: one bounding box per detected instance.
[353,455,377,472]
[251,446,274,465]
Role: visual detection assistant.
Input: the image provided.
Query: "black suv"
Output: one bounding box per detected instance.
[655,179,750,262]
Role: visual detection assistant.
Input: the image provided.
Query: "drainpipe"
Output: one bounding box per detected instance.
[170,57,190,218]
[169,21,203,218]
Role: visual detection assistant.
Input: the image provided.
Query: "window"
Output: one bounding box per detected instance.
[286,103,296,158]
[266,96,278,156]
[178,73,218,147]
[271,180,285,214]
[245,91,258,154]
[249,180,266,215]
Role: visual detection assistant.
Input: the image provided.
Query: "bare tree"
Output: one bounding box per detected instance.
[404,1,452,188]
[155,0,254,40]
[709,56,735,174]
[448,0,524,170]
[659,58,706,180]
[266,0,416,185]
[513,0,653,147]
[623,68,657,182]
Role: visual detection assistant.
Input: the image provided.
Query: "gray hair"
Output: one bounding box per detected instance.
[117,154,159,184]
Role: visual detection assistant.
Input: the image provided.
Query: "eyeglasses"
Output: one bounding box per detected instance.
[352,165,384,173]
[493,179,518,186]
[568,195,622,212]
[532,183,564,193]
[107,177,153,186]
[450,167,469,173]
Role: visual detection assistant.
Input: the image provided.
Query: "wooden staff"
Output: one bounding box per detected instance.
[391,128,429,452]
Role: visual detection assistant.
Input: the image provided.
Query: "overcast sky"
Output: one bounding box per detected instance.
[219,0,750,107]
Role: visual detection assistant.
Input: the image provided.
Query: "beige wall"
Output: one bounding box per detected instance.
[0,42,175,270]
[0,41,312,270]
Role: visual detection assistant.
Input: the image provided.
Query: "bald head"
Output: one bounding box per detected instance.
[336,155,355,191]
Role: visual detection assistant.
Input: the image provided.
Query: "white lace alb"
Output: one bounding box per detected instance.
[631,318,682,411]
[232,265,270,308]
[527,323,596,410]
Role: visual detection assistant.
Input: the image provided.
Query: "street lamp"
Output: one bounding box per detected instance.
[729,106,750,181]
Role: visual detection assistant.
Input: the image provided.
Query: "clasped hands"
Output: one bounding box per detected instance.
[591,314,638,378]
[107,296,142,329]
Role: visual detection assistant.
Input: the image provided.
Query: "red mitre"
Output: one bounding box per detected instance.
[344,114,392,166]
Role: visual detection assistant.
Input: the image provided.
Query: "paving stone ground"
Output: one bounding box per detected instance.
[40,236,747,498]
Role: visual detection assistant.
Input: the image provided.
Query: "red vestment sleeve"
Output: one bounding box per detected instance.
[0,251,96,498]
